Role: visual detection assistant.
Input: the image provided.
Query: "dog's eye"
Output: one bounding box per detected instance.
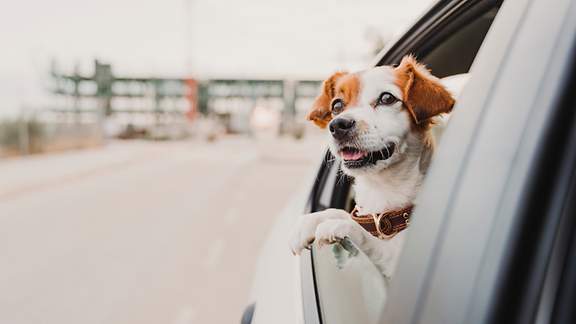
[377,92,398,106]
[331,98,345,115]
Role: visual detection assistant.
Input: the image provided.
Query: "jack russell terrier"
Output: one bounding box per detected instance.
[290,55,457,278]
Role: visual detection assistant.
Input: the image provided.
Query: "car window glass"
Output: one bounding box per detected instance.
[313,239,387,324]
[422,7,500,77]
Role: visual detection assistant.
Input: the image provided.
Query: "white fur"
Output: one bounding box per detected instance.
[290,69,466,277]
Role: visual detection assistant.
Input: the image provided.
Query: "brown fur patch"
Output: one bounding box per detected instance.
[335,73,361,109]
[306,72,347,128]
[394,55,455,128]
[306,72,360,128]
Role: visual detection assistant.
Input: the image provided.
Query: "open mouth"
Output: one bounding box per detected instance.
[339,142,396,169]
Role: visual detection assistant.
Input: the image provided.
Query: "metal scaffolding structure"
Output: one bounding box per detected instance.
[49,60,322,133]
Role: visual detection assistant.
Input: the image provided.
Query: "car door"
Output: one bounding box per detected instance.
[300,0,505,323]
[383,0,576,323]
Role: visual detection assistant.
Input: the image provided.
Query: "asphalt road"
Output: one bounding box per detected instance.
[0,134,324,324]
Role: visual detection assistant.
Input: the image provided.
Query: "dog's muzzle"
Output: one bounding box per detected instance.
[329,117,356,141]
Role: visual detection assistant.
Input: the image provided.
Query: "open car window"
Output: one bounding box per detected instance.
[309,1,503,323]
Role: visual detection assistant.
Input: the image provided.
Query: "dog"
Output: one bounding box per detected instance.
[289,55,456,278]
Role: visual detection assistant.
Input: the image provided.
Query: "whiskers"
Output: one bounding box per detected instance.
[324,152,337,166]
[384,144,391,158]
[336,167,353,186]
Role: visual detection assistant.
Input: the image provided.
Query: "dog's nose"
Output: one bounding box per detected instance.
[329,117,356,140]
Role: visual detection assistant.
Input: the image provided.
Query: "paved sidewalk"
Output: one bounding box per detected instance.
[0,134,325,324]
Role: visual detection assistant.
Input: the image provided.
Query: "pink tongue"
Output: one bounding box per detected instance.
[341,150,366,161]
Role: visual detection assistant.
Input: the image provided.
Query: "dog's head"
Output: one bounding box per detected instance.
[308,55,454,176]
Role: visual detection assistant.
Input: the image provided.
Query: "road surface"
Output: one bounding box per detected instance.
[0,134,324,324]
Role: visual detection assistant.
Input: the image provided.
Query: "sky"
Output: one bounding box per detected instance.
[0,0,434,117]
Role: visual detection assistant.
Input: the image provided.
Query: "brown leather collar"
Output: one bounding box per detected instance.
[350,205,413,239]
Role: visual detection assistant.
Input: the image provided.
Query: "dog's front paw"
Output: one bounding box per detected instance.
[290,215,321,255]
[314,219,366,248]
[289,209,350,255]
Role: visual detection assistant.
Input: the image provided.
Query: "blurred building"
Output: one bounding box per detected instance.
[49,60,321,138]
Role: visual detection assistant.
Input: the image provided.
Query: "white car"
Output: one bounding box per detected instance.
[244,0,576,323]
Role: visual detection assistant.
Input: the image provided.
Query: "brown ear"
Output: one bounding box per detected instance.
[395,55,455,125]
[307,72,347,128]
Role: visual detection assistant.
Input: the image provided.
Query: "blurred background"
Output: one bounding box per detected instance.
[0,0,433,323]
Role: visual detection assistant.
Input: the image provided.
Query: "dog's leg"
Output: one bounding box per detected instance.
[289,209,349,255]
[362,232,406,278]
[290,209,403,277]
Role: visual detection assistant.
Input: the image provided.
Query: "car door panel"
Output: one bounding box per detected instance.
[382,0,576,323]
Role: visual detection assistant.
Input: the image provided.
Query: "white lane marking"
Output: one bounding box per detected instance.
[202,238,226,269]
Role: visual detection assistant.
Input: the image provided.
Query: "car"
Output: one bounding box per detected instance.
[244,0,576,323]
